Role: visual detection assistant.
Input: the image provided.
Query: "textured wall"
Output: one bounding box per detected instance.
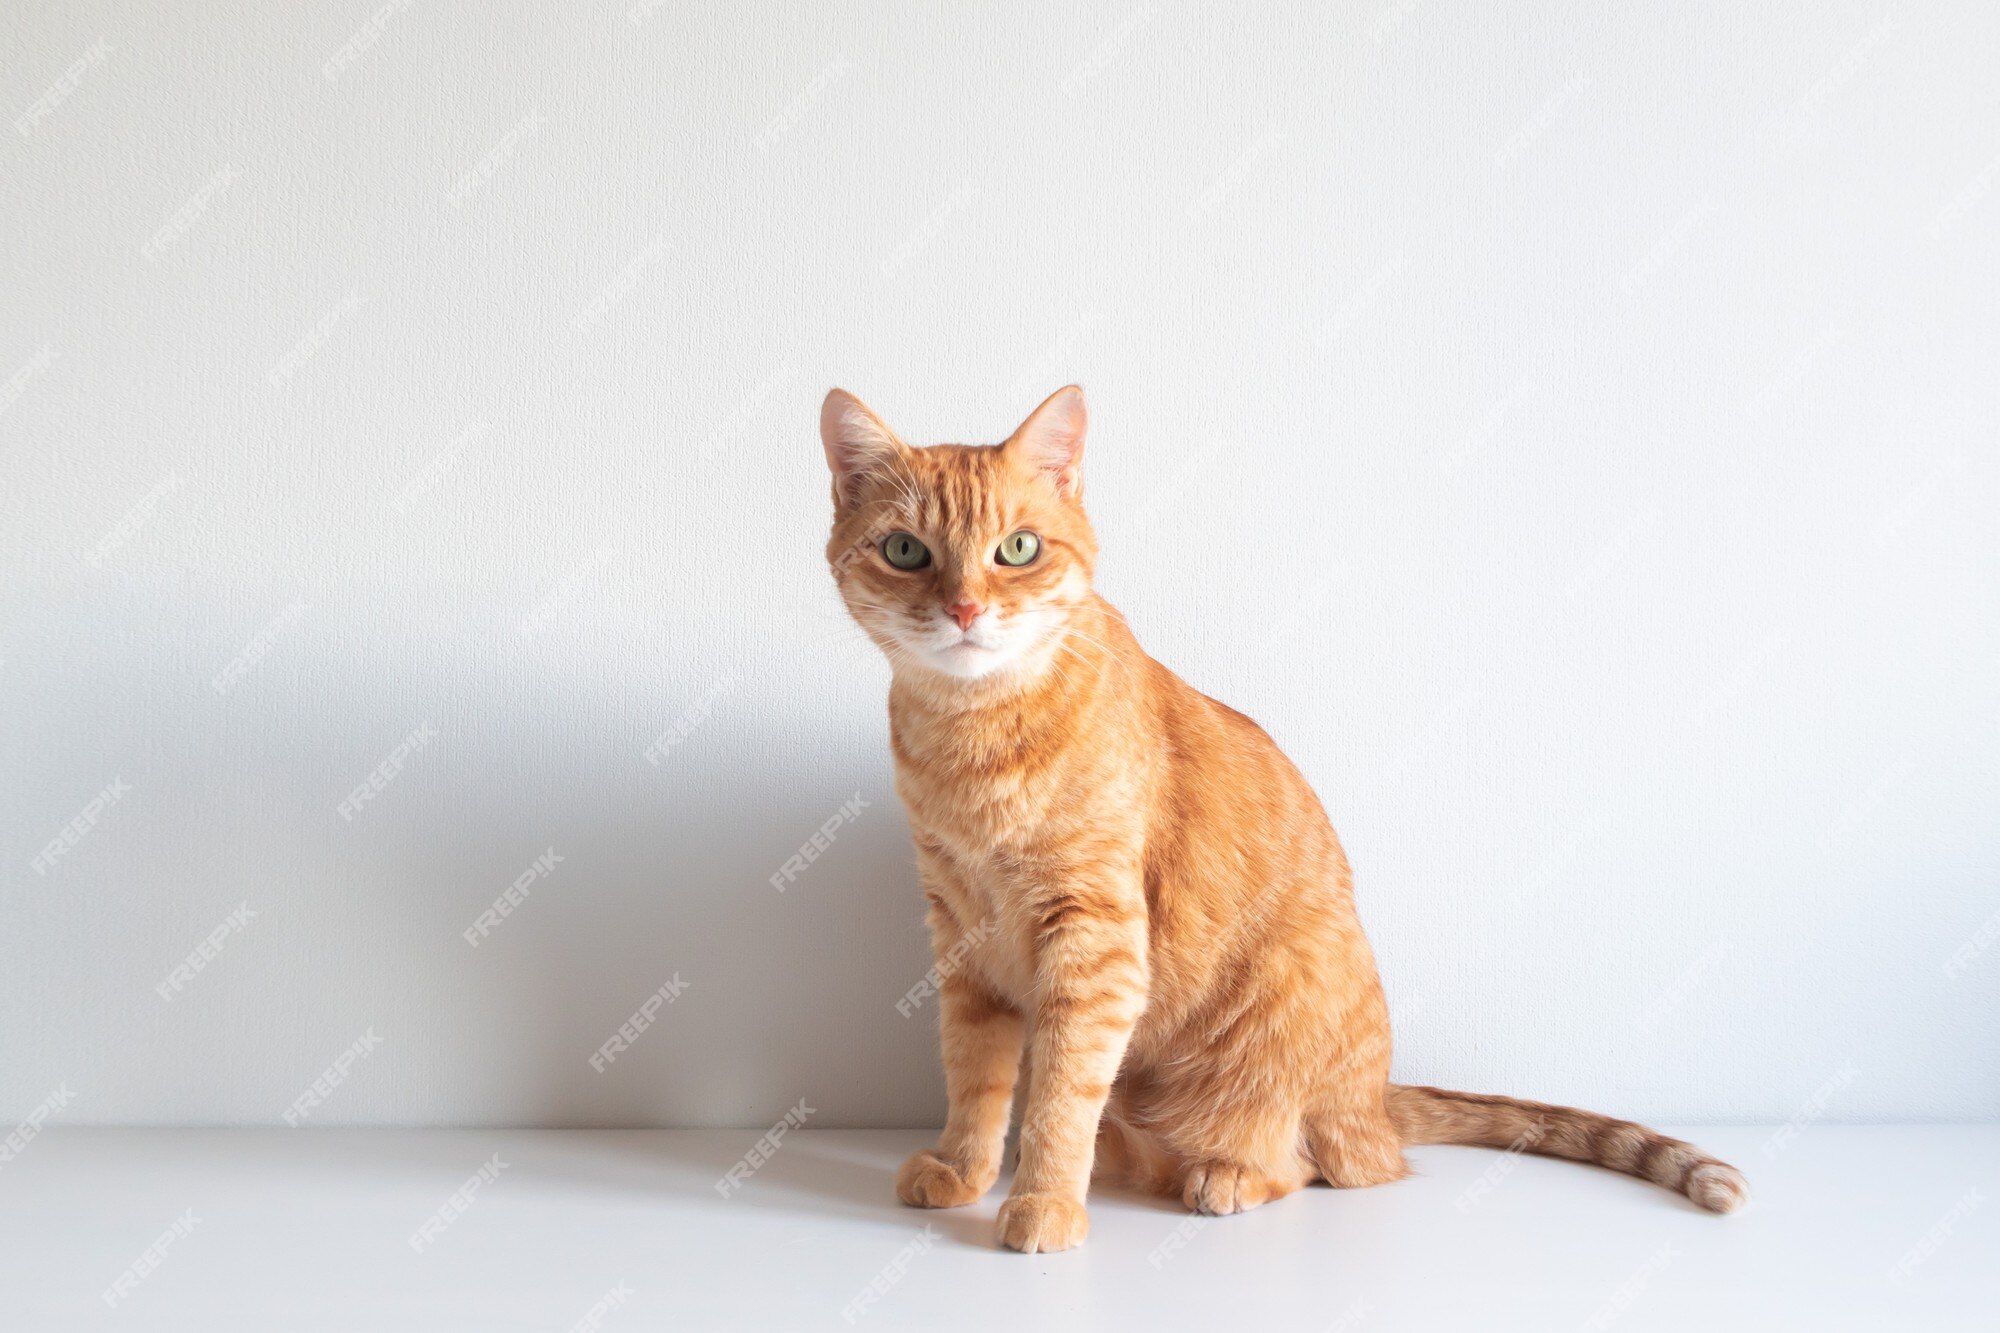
[3,0,1995,1128]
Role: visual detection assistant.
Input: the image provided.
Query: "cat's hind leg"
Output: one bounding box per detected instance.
[1305,1033,1408,1189]
[1162,1088,1315,1216]
[1181,1156,1313,1216]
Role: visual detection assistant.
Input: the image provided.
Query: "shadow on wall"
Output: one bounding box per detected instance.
[8,573,944,1129]
[322,694,948,1132]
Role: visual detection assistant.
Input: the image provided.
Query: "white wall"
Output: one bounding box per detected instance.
[3,0,1995,1129]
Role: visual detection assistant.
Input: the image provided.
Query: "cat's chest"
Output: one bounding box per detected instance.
[893,760,1052,857]
[888,715,1079,854]
[909,837,1053,1003]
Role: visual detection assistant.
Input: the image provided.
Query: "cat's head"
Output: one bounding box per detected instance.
[821,386,1099,682]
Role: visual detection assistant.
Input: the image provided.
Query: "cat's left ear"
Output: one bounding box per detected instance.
[820,388,909,508]
[1005,385,1087,498]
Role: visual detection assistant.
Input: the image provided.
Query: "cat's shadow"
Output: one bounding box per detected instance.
[516,1128,1181,1250]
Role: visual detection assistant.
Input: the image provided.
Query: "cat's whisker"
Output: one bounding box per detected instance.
[1040,653,1078,693]
[1053,638,1096,669]
[1056,627,1118,661]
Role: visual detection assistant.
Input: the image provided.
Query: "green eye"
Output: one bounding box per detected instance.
[881,532,931,570]
[996,531,1041,567]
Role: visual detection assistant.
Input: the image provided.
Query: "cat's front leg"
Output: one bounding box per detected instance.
[896,973,1022,1208]
[997,880,1148,1254]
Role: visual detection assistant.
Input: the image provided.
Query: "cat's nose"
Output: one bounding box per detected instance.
[946,600,984,632]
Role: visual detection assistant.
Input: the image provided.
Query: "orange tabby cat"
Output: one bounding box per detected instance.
[822,385,1748,1253]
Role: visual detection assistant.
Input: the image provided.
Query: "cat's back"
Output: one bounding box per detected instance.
[1140,648,1326,818]
[1132,639,1352,928]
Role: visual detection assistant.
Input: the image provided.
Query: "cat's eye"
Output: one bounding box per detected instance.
[881,532,931,570]
[996,531,1041,567]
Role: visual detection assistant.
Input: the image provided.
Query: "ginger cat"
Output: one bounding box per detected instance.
[821,385,1748,1253]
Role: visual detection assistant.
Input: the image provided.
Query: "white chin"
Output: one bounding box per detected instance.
[922,642,1009,679]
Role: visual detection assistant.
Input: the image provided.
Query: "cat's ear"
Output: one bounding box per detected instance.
[820,389,908,507]
[1005,385,1087,498]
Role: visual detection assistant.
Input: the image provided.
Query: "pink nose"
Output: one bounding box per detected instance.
[947,600,983,632]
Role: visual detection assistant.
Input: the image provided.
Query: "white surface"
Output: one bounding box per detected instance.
[3,1127,1995,1331]
[3,0,1998,1128]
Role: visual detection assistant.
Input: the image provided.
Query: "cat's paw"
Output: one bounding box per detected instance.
[1182,1161,1288,1216]
[895,1150,988,1208]
[995,1192,1089,1253]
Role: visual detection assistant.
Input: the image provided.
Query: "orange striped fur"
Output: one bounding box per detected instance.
[822,386,1748,1252]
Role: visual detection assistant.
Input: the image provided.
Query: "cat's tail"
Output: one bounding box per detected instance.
[1385,1083,1749,1214]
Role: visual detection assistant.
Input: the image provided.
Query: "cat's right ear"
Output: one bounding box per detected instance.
[820,388,908,508]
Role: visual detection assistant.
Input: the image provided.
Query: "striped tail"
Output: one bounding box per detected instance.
[1387,1083,1749,1214]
